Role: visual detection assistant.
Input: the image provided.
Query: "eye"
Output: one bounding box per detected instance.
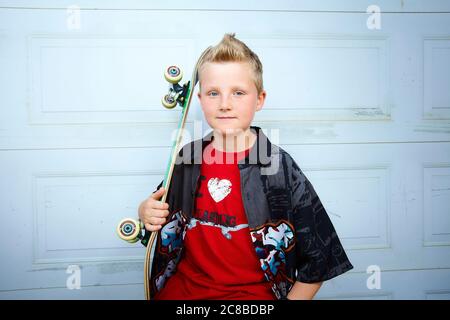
[234,91,245,96]
[207,91,218,97]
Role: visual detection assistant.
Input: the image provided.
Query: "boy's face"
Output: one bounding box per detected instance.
[197,61,266,136]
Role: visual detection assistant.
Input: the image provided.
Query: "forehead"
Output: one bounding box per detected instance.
[199,61,254,85]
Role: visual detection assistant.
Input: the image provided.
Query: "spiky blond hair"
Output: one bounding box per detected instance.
[197,33,264,94]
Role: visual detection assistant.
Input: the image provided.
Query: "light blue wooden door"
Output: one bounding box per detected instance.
[0,0,449,299]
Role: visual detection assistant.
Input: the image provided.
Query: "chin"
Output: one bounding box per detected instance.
[213,126,246,136]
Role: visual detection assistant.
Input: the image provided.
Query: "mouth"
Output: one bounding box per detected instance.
[216,117,237,120]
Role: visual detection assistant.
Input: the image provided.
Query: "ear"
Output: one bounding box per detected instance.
[197,90,205,112]
[197,84,203,101]
[256,90,266,112]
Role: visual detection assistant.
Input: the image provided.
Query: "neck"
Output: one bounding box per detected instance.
[212,127,256,153]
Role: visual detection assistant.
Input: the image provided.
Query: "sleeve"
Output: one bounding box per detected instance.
[289,156,354,283]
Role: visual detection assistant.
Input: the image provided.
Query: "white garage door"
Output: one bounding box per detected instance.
[1,0,449,299]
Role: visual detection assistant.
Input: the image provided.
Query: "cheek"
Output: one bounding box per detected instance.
[200,99,215,116]
[240,98,257,117]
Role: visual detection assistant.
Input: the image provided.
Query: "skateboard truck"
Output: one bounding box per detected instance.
[161,66,190,109]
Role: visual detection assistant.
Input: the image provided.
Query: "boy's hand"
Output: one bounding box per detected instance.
[138,187,170,232]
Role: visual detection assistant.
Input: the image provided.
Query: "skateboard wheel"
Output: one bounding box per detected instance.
[164,66,183,84]
[117,218,141,242]
[126,237,140,244]
[162,94,177,109]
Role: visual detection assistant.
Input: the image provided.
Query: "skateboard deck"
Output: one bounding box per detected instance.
[117,48,210,300]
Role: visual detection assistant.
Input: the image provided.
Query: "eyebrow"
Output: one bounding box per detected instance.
[203,86,248,91]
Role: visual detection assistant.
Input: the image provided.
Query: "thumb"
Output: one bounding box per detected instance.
[151,186,166,199]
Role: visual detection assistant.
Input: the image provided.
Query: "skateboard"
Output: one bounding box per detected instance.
[116,49,210,300]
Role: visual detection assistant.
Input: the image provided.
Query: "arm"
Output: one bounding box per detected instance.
[287,154,353,295]
[287,281,323,300]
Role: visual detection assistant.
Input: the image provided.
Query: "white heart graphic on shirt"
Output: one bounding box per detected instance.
[207,178,232,203]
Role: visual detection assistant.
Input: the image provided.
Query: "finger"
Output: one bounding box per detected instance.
[149,217,166,225]
[153,201,169,210]
[145,223,161,232]
[141,200,168,214]
[151,209,170,218]
[140,209,168,224]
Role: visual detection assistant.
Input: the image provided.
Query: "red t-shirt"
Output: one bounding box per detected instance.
[154,143,275,300]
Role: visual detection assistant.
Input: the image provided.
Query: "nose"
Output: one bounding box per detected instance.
[219,94,232,111]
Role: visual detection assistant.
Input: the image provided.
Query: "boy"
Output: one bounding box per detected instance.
[138,33,353,300]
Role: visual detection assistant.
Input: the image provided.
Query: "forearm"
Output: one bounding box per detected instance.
[286,281,323,300]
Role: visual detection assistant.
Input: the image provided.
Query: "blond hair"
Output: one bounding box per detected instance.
[197,33,264,94]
